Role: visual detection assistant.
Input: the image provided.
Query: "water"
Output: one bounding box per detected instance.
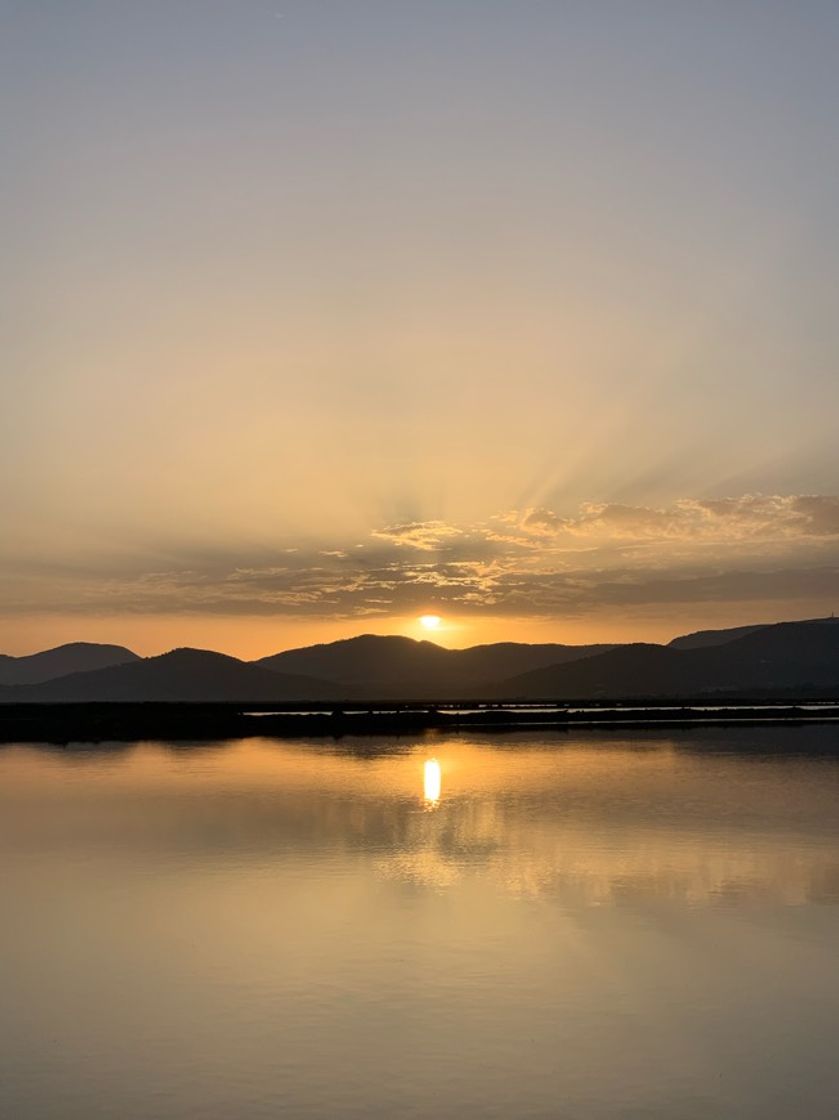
[2,726,839,1119]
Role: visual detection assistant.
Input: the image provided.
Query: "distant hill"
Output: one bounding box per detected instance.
[492,619,839,699]
[669,622,773,650]
[0,642,140,686]
[258,635,450,689]
[444,641,618,681]
[4,619,838,703]
[669,616,837,650]
[256,634,616,698]
[1,648,337,703]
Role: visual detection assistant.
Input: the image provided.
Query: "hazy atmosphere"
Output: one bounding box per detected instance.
[6,9,839,1120]
[4,1,839,655]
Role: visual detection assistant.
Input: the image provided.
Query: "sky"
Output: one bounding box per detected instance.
[2,1,839,657]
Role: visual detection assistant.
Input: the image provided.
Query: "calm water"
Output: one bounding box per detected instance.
[2,727,839,1119]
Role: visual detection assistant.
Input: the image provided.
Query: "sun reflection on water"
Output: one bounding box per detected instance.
[423,758,442,806]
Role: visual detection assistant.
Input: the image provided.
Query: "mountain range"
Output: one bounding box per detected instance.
[1,618,838,702]
[256,635,615,697]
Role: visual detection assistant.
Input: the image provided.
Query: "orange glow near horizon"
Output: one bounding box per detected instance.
[0,604,833,661]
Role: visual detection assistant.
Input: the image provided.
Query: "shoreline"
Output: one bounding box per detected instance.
[3,700,839,744]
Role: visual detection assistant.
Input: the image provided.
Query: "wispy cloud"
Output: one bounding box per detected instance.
[508,495,839,543]
[371,520,467,551]
[4,494,839,619]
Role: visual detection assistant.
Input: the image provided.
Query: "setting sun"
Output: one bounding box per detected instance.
[419,614,442,631]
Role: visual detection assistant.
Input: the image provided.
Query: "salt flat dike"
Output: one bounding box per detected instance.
[3,700,839,745]
[1,619,839,709]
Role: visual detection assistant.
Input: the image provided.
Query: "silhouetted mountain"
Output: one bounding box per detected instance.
[669,622,772,650]
[4,619,838,704]
[669,616,838,650]
[258,635,450,687]
[0,642,140,686]
[448,641,617,680]
[256,634,615,698]
[1,648,337,702]
[492,620,839,699]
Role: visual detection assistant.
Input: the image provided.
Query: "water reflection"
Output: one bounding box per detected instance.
[423,757,442,806]
[2,730,839,1120]
[2,730,839,907]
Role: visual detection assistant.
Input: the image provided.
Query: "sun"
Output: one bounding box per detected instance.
[419,614,442,631]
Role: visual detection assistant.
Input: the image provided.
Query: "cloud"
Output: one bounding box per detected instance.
[371,520,466,550]
[3,494,839,620]
[523,494,839,543]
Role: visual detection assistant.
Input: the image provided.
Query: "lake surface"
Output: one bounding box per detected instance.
[2,727,839,1119]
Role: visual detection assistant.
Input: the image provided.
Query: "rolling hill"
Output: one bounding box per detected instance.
[668,622,771,650]
[492,619,839,699]
[1,648,338,703]
[0,642,140,686]
[2,619,838,702]
[256,634,615,698]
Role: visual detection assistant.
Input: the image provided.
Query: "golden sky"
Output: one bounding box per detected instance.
[3,3,839,656]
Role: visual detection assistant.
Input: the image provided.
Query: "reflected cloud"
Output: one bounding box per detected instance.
[4,733,839,908]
